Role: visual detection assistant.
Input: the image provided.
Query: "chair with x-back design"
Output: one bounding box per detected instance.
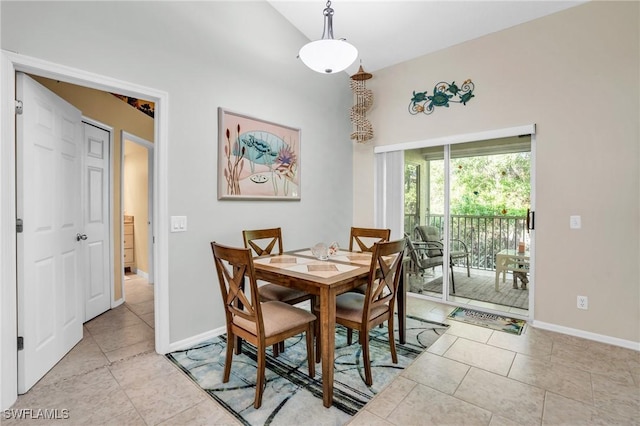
[242,227,312,306]
[211,242,315,408]
[349,227,391,252]
[242,227,313,356]
[347,227,392,307]
[314,238,406,386]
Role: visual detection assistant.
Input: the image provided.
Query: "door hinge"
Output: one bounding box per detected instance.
[526,209,535,231]
[15,100,23,115]
[16,218,23,233]
[17,336,24,351]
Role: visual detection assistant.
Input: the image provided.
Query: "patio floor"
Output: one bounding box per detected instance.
[407,267,529,313]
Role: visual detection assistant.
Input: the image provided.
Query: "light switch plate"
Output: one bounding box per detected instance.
[170,216,187,232]
[569,215,581,229]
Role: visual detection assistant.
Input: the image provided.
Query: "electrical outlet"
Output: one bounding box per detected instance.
[577,295,588,310]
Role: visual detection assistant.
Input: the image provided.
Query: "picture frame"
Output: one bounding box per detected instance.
[218,108,301,201]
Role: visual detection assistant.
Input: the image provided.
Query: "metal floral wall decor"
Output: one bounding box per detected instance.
[218,108,300,200]
[409,79,475,115]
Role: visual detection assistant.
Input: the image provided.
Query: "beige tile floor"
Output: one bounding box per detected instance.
[5,275,639,425]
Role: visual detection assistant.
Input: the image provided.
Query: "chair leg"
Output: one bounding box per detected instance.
[450,259,456,294]
[361,329,372,386]
[254,346,266,409]
[451,270,456,294]
[315,320,321,363]
[347,328,353,345]
[306,323,315,378]
[234,336,242,355]
[223,331,235,383]
[272,341,284,357]
[466,255,471,277]
[387,317,398,364]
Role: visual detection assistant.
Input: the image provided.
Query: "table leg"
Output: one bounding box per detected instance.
[319,286,336,408]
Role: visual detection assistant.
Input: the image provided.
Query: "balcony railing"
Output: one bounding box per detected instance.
[405,214,529,271]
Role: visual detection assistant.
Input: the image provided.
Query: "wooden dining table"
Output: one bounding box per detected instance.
[251,249,407,408]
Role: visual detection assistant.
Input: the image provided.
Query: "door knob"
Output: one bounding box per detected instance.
[76,233,88,241]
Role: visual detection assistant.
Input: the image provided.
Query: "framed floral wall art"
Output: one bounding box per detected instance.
[218,108,301,200]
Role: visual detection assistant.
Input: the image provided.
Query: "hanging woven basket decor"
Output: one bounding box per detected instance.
[350,65,373,143]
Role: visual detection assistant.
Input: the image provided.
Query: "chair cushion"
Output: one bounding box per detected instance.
[234,301,316,338]
[450,250,467,259]
[350,283,367,294]
[335,292,389,324]
[258,283,309,303]
[419,255,443,269]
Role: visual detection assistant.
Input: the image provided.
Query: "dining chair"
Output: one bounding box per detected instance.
[243,227,313,355]
[348,227,391,300]
[211,242,316,409]
[349,227,391,252]
[242,227,312,305]
[317,238,406,386]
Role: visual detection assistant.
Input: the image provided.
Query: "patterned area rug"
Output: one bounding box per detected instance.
[448,307,526,335]
[167,315,448,426]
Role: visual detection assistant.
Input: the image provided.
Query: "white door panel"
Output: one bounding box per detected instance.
[83,123,111,321]
[17,73,83,393]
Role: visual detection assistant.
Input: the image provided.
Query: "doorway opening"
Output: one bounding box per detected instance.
[1,51,169,409]
[122,132,155,284]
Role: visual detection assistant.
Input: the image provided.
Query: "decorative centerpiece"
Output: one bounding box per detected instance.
[311,241,339,260]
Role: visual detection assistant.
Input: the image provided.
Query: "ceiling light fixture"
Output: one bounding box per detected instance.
[298,1,358,74]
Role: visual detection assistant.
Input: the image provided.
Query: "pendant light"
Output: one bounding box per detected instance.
[298,1,358,74]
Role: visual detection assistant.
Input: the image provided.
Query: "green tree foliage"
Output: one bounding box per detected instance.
[404,163,419,215]
[427,153,530,216]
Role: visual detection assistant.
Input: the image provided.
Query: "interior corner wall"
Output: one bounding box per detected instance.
[1,1,353,343]
[31,76,154,302]
[356,1,639,343]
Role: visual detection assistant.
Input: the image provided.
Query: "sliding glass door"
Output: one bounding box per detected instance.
[399,134,533,316]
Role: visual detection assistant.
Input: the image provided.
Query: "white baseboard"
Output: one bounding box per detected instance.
[532,320,640,351]
[167,326,226,353]
[133,269,149,280]
[111,297,124,308]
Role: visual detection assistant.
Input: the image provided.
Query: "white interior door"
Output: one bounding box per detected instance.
[83,122,111,321]
[16,73,84,393]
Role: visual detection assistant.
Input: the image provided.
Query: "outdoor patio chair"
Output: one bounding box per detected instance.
[405,233,455,294]
[414,225,470,277]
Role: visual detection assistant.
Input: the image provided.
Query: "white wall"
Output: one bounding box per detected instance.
[355,1,639,344]
[1,1,353,343]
